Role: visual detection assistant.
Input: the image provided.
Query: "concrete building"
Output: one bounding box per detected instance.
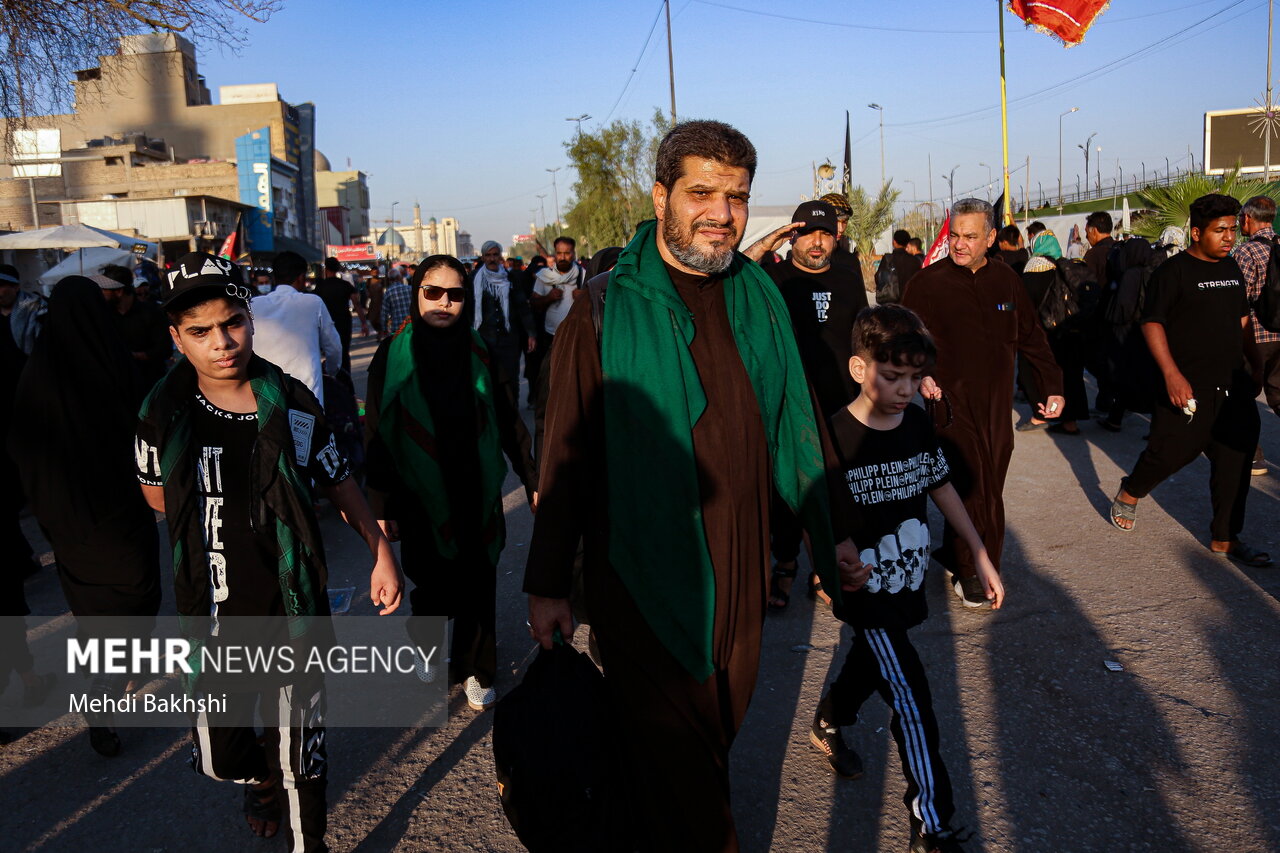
[0,33,320,256]
[315,151,369,242]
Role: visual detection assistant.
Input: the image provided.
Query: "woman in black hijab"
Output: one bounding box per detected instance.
[364,256,535,712]
[8,275,161,755]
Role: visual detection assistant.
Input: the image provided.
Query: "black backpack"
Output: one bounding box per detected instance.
[492,643,627,851]
[874,255,901,304]
[1252,236,1280,332]
[1038,258,1098,330]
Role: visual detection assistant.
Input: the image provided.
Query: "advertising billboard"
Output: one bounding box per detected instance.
[235,127,274,252]
[326,244,378,263]
[1204,108,1278,175]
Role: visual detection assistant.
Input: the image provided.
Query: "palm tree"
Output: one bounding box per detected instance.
[1134,165,1279,240]
[843,181,901,284]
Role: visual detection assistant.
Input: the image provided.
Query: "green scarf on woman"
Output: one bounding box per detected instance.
[376,323,509,565]
[602,219,838,681]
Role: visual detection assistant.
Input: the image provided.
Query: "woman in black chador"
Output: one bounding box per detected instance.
[9,275,161,755]
[364,255,535,711]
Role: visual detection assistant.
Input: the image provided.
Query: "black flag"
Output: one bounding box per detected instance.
[842,111,852,195]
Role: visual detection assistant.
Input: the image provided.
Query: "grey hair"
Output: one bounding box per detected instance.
[951,197,995,231]
[1241,195,1277,224]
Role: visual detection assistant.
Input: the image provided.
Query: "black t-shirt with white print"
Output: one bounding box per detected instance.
[828,403,950,630]
[1139,250,1250,392]
[136,391,350,626]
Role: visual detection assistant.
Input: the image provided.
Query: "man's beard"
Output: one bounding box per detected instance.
[662,216,737,274]
[556,259,573,272]
[792,247,832,271]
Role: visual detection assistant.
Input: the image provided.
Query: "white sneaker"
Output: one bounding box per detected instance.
[414,647,437,684]
[464,676,496,710]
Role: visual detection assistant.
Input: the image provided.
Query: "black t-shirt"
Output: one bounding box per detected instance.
[136,391,351,624]
[766,261,868,415]
[314,276,356,340]
[828,404,951,629]
[1139,251,1249,391]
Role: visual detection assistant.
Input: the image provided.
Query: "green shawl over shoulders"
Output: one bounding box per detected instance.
[377,323,508,565]
[601,219,839,681]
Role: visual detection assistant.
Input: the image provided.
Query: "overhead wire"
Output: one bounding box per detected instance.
[601,0,668,124]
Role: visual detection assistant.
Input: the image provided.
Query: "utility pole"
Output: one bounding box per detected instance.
[1079,132,1096,199]
[868,103,885,188]
[565,114,591,138]
[1268,0,1275,182]
[535,194,547,232]
[666,0,676,123]
[997,0,1012,224]
[1058,107,1078,212]
[546,168,561,227]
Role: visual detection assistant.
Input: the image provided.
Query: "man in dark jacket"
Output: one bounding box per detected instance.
[470,241,536,384]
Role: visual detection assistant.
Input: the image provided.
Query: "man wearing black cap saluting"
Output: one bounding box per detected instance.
[759,201,868,609]
[135,252,402,851]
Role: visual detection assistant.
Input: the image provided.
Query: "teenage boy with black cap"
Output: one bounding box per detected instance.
[755,200,868,609]
[134,252,403,851]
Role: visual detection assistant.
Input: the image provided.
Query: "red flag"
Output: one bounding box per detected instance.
[218,229,237,260]
[1007,1,1108,47]
[921,217,950,268]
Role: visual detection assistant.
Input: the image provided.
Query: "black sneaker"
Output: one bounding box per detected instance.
[810,708,863,778]
[952,576,991,609]
[909,815,971,853]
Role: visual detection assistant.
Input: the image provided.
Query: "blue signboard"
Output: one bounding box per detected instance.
[235,127,274,253]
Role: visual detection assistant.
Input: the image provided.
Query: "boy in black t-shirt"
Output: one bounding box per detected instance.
[811,305,1004,853]
[1110,194,1270,567]
[135,253,403,852]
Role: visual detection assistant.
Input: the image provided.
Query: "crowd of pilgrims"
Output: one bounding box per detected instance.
[0,181,1271,850]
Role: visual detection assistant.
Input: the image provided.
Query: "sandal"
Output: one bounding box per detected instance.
[768,563,798,612]
[1214,542,1274,568]
[1110,490,1138,531]
[1016,420,1050,432]
[244,774,281,839]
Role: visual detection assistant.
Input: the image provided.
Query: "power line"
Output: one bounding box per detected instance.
[692,0,988,34]
[602,1,668,124]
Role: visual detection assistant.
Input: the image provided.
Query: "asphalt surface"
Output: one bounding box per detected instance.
[2,330,1278,852]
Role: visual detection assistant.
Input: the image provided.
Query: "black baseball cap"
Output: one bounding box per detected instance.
[791,201,839,236]
[162,252,250,310]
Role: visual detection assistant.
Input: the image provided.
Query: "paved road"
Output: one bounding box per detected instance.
[2,330,1278,852]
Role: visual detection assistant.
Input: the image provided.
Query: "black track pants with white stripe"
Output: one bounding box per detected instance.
[191,682,329,853]
[821,625,955,834]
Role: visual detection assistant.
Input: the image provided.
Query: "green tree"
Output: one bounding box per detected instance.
[843,181,901,284]
[560,109,672,254]
[1134,165,1280,239]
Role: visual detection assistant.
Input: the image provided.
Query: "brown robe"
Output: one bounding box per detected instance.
[524,260,772,852]
[902,255,1063,577]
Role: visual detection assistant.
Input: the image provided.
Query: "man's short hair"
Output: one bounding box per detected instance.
[851,304,937,369]
[907,237,923,252]
[997,224,1022,247]
[1085,211,1113,234]
[553,236,576,251]
[1027,221,1047,239]
[324,256,341,273]
[101,264,134,289]
[273,251,308,284]
[1242,195,1277,224]
[1189,193,1242,231]
[655,120,757,191]
[892,229,911,246]
[951,198,995,231]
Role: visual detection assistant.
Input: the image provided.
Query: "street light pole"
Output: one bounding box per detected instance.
[1096,145,1102,193]
[1058,106,1079,212]
[943,165,959,208]
[546,167,561,227]
[979,162,993,200]
[387,200,399,267]
[1078,132,1096,200]
[868,103,885,188]
[535,194,547,232]
[565,114,591,138]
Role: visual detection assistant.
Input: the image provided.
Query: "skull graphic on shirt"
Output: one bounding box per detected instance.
[859,517,930,594]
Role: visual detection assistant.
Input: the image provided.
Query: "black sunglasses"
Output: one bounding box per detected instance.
[415,285,467,302]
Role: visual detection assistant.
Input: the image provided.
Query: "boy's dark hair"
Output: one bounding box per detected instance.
[892,229,910,246]
[273,251,307,284]
[553,236,576,251]
[165,293,249,327]
[101,264,134,289]
[997,223,1022,246]
[1027,220,1046,239]
[655,120,757,191]
[1085,211,1113,234]
[324,256,342,273]
[851,304,937,369]
[907,237,923,251]
[1189,193,1241,231]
